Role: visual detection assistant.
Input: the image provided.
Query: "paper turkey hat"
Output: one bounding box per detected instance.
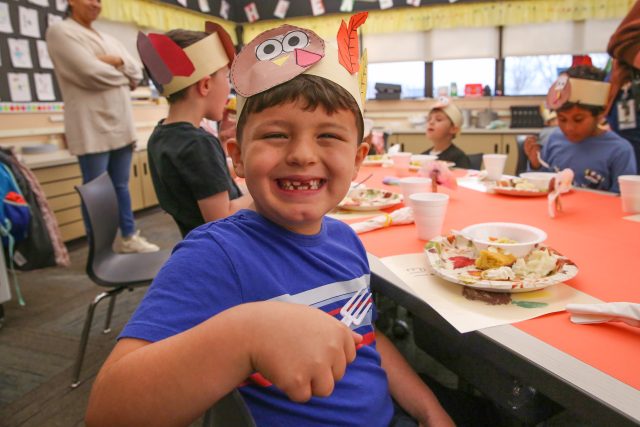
[231,12,369,120]
[546,73,610,110]
[137,22,235,97]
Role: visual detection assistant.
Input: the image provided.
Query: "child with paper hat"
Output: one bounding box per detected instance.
[86,14,454,427]
[136,23,253,237]
[421,97,471,168]
[525,66,636,192]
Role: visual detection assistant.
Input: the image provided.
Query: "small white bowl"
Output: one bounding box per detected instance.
[519,172,556,191]
[461,222,547,257]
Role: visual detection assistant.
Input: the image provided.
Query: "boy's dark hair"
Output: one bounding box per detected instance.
[164,29,209,104]
[236,75,364,143]
[556,65,607,116]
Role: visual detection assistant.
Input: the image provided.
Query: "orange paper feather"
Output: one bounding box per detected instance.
[337,12,368,74]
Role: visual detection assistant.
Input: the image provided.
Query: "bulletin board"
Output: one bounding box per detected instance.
[0,0,65,106]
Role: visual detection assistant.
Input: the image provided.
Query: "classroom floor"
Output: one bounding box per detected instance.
[0,207,594,427]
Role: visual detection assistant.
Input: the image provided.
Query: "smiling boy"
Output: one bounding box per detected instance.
[421,97,471,168]
[86,16,453,427]
[525,66,637,192]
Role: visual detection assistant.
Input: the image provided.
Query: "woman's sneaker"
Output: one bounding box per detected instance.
[116,230,160,253]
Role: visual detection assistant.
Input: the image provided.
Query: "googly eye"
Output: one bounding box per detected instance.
[256,39,283,61]
[282,31,309,52]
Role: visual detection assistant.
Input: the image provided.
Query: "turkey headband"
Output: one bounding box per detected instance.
[137,22,235,97]
[231,12,369,119]
[546,74,611,110]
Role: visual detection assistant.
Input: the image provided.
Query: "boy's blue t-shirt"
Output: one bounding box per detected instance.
[120,209,394,427]
[537,128,637,192]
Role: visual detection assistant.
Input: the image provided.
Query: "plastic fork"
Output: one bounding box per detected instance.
[340,288,373,327]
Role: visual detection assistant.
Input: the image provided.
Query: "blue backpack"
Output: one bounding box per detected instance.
[0,163,31,305]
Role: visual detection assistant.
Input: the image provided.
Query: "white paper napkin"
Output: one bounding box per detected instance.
[566,302,640,327]
[349,207,414,234]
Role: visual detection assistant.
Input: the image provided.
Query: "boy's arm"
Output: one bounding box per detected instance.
[376,332,454,427]
[197,191,253,223]
[86,301,361,427]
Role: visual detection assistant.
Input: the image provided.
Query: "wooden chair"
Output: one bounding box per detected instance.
[71,172,171,388]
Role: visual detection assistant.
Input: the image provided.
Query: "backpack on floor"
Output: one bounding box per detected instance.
[0,163,31,305]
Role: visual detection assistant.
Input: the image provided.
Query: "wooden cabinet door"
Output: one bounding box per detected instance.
[129,152,144,211]
[455,134,501,157]
[501,135,520,176]
[139,151,159,208]
[398,134,428,153]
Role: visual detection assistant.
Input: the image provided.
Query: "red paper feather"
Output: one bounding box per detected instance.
[337,12,368,74]
[148,34,195,77]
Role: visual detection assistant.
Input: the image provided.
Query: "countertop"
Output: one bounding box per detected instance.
[390,127,543,135]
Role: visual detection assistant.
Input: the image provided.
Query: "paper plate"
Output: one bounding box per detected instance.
[363,155,390,166]
[424,235,578,293]
[339,188,403,211]
[409,161,455,171]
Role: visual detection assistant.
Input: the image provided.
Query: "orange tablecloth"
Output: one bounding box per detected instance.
[354,166,640,391]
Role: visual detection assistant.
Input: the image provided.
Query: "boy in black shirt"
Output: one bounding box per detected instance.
[421,98,471,168]
[138,23,252,237]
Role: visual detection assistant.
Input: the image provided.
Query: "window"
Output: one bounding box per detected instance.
[366,61,425,99]
[504,53,611,95]
[432,58,496,97]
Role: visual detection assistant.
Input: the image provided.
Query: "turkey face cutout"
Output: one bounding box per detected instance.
[547,73,570,110]
[231,25,325,97]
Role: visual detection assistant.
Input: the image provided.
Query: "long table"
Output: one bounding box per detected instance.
[351,166,640,426]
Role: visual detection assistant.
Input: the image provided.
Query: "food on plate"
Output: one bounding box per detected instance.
[488,236,518,244]
[339,188,402,210]
[367,154,386,161]
[496,178,544,192]
[424,233,578,292]
[511,249,557,278]
[475,248,517,270]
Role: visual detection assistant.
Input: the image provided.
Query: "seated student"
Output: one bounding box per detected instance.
[421,98,471,168]
[138,24,253,237]
[86,16,454,427]
[525,66,637,193]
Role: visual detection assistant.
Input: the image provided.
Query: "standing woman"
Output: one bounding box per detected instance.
[46,0,158,252]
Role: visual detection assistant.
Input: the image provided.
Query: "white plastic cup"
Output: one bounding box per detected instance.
[618,175,640,213]
[398,177,432,206]
[483,153,507,181]
[390,152,412,177]
[409,192,449,240]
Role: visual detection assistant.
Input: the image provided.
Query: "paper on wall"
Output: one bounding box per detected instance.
[244,2,259,22]
[47,13,62,28]
[19,6,40,38]
[28,0,49,7]
[310,0,325,16]
[198,0,210,13]
[379,0,393,10]
[274,0,289,19]
[407,0,421,6]
[176,0,187,7]
[34,72,55,101]
[55,0,67,13]
[0,2,13,34]
[340,0,354,12]
[380,253,600,333]
[219,0,230,20]
[36,40,53,69]
[8,38,33,69]
[8,73,32,102]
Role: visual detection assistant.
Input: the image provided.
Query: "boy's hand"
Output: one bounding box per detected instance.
[97,54,124,68]
[246,302,361,402]
[523,136,542,169]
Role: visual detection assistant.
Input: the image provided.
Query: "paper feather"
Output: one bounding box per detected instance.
[337,11,368,74]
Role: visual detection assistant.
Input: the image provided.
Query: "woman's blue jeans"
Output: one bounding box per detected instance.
[77,144,136,237]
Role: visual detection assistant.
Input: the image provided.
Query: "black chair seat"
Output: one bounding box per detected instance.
[91,250,171,287]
